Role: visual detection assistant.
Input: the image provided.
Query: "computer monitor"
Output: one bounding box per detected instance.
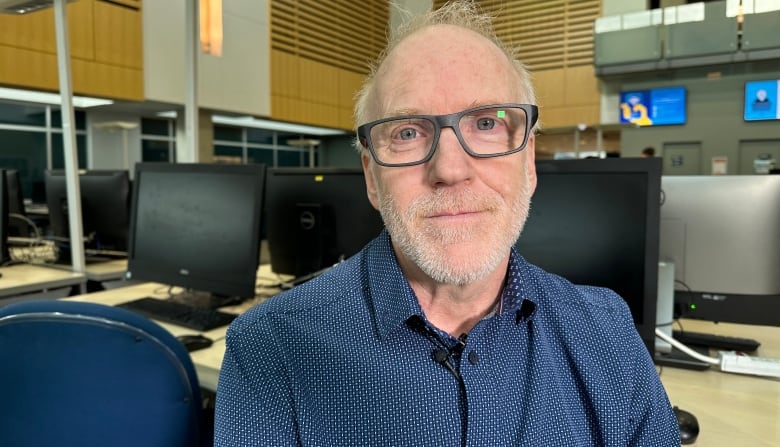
[265,167,384,279]
[515,158,662,355]
[0,170,9,265]
[126,162,266,302]
[660,175,780,326]
[44,170,131,252]
[4,170,27,238]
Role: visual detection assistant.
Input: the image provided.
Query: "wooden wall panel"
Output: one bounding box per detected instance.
[535,65,600,129]
[270,94,291,122]
[0,45,58,91]
[432,0,603,131]
[0,0,142,101]
[338,70,364,112]
[541,104,600,129]
[0,2,94,58]
[69,0,96,60]
[534,68,566,109]
[298,58,339,106]
[0,8,56,52]
[72,59,143,101]
[94,0,142,69]
[270,0,388,130]
[564,65,600,106]
[271,50,299,99]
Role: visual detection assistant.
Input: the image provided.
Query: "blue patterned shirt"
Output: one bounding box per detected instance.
[215,231,679,446]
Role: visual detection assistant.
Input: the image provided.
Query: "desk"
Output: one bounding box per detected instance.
[41,258,128,283]
[0,263,85,299]
[84,259,128,282]
[66,275,276,391]
[66,281,780,445]
[659,319,780,446]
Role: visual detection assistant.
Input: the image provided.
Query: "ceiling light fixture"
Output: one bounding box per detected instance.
[0,87,113,108]
[211,115,348,136]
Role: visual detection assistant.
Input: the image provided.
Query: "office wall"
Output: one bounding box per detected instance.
[602,0,646,16]
[320,135,362,169]
[269,2,388,131]
[142,0,270,117]
[618,66,780,174]
[88,112,141,173]
[0,0,143,100]
[391,0,433,29]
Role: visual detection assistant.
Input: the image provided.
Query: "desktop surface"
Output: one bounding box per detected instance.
[659,319,780,447]
[62,271,780,446]
[32,257,128,283]
[64,265,283,390]
[0,263,85,298]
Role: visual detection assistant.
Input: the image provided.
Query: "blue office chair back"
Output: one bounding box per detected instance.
[0,300,203,447]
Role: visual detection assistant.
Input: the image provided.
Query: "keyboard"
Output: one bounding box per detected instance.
[673,330,760,352]
[118,297,237,331]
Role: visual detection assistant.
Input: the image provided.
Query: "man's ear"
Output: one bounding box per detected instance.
[525,135,537,192]
[361,152,380,210]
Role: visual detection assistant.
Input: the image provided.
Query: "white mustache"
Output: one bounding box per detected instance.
[407,188,500,219]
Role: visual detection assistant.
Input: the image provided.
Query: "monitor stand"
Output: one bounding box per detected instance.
[655,261,675,354]
[169,289,244,309]
[294,202,325,278]
[654,345,711,371]
[653,261,712,371]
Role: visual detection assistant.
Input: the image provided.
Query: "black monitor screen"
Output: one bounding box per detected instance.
[45,170,131,252]
[515,158,662,354]
[4,170,26,238]
[265,167,384,278]
[0,170,9,264]
[127,163,266,299]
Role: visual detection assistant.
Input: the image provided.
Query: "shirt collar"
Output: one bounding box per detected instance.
[365,231,537,340]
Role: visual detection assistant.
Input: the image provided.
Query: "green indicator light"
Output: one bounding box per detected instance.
[690,304,697,310]
[497,110,506,118]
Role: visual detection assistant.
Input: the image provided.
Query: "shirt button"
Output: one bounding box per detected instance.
[468,350,479,365]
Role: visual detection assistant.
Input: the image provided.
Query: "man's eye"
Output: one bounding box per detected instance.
[398,128,418,140]
[476,118,496,130]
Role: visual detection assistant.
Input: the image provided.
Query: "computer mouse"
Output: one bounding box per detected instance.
[674,406,699,445]
[176,334,213,352]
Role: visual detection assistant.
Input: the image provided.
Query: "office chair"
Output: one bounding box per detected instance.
[0,300,205,447]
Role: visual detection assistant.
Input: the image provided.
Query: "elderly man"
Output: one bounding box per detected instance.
[215,2,678,445]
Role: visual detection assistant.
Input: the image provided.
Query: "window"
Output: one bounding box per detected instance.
[141,118,176,163]
[0,102,87,201]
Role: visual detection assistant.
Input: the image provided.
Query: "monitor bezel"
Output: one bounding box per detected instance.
[126,162,266,299]
[44,169,131,252]
[519,157,662,355]
[4,170,27,237]
[264,166,384,278]
[0,170,9,264]
[618,86,688,127]
[743,79,779,122]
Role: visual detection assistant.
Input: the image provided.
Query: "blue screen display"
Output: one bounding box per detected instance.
[619,86,687,126]
[744,80,780,121]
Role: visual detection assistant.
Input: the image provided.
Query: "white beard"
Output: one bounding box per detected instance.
[376,166,533,286]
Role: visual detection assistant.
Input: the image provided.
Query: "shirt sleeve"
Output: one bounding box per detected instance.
[621,311,680,445]
[214,319,300,446]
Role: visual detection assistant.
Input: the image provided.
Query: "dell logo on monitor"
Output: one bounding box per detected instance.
[299,210,316,230]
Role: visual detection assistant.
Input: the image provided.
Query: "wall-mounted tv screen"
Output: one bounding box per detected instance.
[619,86,687,126]
[744,79,779,122]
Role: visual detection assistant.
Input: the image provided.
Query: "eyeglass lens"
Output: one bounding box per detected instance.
[368,106,529,165]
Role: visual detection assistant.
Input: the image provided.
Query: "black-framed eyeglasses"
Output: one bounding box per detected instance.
[357,103,539,167]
